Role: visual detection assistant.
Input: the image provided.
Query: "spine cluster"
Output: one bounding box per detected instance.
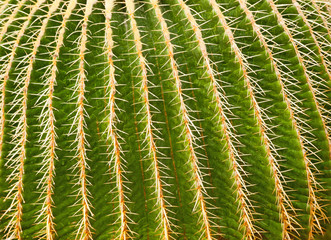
[0,0,329,239]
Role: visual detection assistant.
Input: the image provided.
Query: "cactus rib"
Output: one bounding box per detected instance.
[104,0,132,239]
[205,1,260,239]
[0,0,28,160]
[237,0,329,238]
[124,0,174,238]
[292,0,331,80]
[69,0,97,239]
[0,0,11,19]
[0,0,47,238]
[0,0,329,239]
[34,1,77,239]
[0,0,27,43]
[266,0,331,157]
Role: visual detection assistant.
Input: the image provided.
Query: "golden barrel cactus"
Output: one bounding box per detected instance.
[0,0,330,239]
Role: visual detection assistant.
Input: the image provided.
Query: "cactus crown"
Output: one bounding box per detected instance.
[0,0,330,239]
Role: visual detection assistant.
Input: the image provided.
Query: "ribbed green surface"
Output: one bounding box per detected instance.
[0,0,330,239]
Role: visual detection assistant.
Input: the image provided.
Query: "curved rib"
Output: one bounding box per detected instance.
[151,0,220,238]
[192,1,260,238]
[311,0,331,38]
[0,0,47,239]
[104,0,132,238]
[291,0,331,80]
[35,1,76,239]
[236,1,305,238]
[125,0,173,238]
[70,0,97,238]
[266,0,331,159]
[0,0,27,43]
[174,0,244,238]
[0,0,28,159]
[235,0,327,238]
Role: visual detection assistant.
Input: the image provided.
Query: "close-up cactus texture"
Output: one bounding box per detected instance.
[0,0,330,239]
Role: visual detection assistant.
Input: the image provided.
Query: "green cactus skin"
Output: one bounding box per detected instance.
[0,0,330,239]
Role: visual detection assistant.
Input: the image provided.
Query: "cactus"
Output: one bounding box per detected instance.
[0,0,330,239]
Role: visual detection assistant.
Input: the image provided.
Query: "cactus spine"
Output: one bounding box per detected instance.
[0,0,330,239]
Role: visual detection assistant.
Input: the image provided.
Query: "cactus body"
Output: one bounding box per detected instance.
[0,0,330,239]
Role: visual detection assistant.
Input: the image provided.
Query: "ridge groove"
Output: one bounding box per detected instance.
[195,0,260,239]
[291,0,331,80]
[124,0,173,238]
[69,0,97,238]
[0,0,47,238]
[235,0,329,238]
[34,0,77,239]
[104,0,132,238]
[266,0,331,159]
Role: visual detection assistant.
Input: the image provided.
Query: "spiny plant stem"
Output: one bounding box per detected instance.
[0,0,47,238]
[205,1,259,239]
[70,0,97,238]
[266,0,331,158]
[35,0,77,239]
[232,1,304,238]
[0,0,329,239]
[238,0,328,238]
[21,0,63,237]
[151,0,221,238]
[291,0,330,79]
[0,0,27,43]
[0,0,28,165]
[124,0,173,238]
[104,0,132,239]
[175,1,231,239]
[312,0,331,36]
